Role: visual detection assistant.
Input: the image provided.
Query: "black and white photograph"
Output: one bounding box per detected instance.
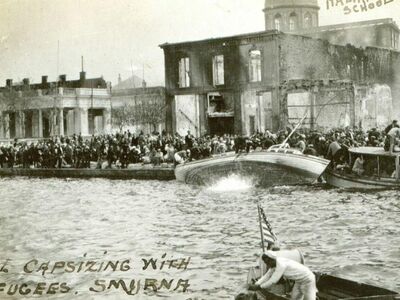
[0,0,400,299]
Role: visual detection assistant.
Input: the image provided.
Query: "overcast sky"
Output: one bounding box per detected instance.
[0,0,399,87]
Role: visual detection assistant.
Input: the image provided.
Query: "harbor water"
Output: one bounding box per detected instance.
[0,176,399,299]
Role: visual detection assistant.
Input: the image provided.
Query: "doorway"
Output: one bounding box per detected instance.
[25,111,33,138]
[9,112,16,138]
[249,115,255,135]
[208,117,234,136]
[42,115,50,138]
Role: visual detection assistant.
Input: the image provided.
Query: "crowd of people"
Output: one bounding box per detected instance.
[0,120,399,170]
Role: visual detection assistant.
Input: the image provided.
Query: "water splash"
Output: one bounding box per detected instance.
[207,174,254,192]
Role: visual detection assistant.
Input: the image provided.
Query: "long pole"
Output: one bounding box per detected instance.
[90,81,93,135]
[278,110,308,149]
[54,40,60,137]
[275,35,280,131]
[110,82,113,133]
[131,60,137,109]
[57,41,60,79]
[131,60,136,89]
[257,203,265,253]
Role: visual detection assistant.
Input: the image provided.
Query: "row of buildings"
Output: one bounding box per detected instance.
[0,72,165,140]
[1,0,400,140]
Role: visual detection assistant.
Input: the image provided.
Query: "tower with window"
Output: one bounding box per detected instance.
[263,0,319,32]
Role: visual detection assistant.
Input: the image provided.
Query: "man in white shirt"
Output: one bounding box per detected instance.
[387,127,400,153]
[248,251,316,300]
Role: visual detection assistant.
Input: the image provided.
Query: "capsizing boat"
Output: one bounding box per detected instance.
[176,112,330,186]
[175,146,330,186]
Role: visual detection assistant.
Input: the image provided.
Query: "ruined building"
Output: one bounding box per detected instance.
[160,0,400,136]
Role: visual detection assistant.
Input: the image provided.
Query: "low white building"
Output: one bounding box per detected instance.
[0,72,112,140]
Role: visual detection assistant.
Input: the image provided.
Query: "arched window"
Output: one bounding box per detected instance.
[304,12,312,29]
[289,12,298,31]
[274,14,282,31]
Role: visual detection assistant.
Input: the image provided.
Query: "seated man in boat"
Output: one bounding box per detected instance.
[249,251,316,300]
[352,155,365,176]
[248,251,316,300]
[385,127,400,154]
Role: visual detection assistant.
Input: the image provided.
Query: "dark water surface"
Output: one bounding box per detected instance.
[0,176,399,299]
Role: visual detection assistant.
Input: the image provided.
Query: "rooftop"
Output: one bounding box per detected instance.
[264,0,319,9]
[350,147,400,157]
[160,30,279,48]
[299,18,399,34]
[0,71,108,91]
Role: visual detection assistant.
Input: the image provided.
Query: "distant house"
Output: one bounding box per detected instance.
[111,81,166,134]
[113,74,146,90]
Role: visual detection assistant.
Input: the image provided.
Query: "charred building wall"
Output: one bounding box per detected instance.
[161,31,281,136]
[161,32,400,136]
[279,34,400,123]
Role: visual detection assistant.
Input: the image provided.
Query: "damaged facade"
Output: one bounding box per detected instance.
[160,0,400,136]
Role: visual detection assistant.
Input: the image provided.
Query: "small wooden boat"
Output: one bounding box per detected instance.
[325,147,400,190]
[175,146,330,186]
[236,271,399,300]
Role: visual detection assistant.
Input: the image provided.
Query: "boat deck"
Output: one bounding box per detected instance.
[349,147,400,157]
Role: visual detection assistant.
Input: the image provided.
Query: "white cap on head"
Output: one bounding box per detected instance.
[271,241,281,251]
[264,250,277,259]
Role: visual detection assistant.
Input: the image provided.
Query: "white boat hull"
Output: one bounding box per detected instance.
[325,169,400,190]
[175,151,330,186]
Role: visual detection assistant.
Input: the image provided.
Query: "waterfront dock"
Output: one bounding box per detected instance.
[0,166,175,181]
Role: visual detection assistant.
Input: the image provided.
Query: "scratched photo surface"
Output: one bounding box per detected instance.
[1,0,400,299]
